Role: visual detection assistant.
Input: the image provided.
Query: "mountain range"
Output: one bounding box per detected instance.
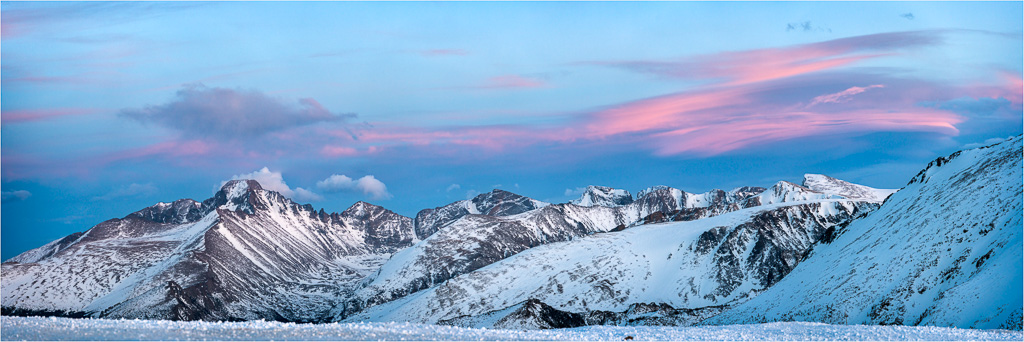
[3,136,1020,330]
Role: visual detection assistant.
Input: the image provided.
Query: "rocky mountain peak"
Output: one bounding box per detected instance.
[128,199,203,224]
[636,185,674,200]
[469,189,548,217]
[201,179,267,214]
[220,179,263,200]
[570,186,633,207]
[802,174,896,203]
[342,201,385,219]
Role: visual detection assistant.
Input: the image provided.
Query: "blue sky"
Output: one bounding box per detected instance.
[2,2,1022,259]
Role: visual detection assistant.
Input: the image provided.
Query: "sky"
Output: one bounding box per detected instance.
[2,2,1022,260]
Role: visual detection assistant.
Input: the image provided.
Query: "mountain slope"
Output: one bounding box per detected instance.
[344,199,877,325]
[802,174,896,203]
[412,189,550,240]
[707,136,1023,330]
[2,180,415,322]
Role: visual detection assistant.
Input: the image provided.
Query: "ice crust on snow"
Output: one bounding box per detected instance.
[3,316,1021,341]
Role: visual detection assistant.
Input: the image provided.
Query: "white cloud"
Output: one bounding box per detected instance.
[316,174,393,200]
[446,184,461,192]
[564,187,587,197]
[317,174,355,191]
[226,167,322,202]
[1,190,32,203]
[465,189,480,199]
[93,183,157,201]
[808,84,885,107]
[962,136,1011,149]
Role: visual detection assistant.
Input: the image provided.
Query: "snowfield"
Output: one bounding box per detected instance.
[2,316,1021,341]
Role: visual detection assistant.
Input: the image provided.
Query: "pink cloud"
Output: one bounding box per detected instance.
[2,108,100,124]
[321,145,359,157]
[648,108,962,156]
[808,84,886,107]
[597,31,940,85]
[581,76,965,156]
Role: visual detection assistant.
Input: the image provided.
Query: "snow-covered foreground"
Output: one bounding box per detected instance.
[3,316,1021,341]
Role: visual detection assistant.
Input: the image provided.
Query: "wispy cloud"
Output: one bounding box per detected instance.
[92,183,157,201]
[1,190,32,203]
[1,108,101,124]
[962,136,1012,149]
[590,30,941,85]
[807,85,885,107]
[786,21,832,33]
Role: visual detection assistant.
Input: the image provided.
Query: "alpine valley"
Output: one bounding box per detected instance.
[2,137,1021,331]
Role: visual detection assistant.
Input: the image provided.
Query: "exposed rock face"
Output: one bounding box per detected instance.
[5,169,920,328]
[344,200,877,324]
[707,136,1023,330]
[442,300,727,329]
[570,186,634,207]
[413,189,549,240]
[1,180,415,322]
[802,174,896,202]
[129,199,203,224]
[441,299,587,330]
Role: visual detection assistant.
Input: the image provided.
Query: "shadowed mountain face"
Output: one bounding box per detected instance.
[6,137,1016,332]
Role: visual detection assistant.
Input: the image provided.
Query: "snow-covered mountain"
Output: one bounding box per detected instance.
[2,180,415,322]
[412,189,550,240]
[801,174,896,203]
[344,199,876,326]
[3,171,909,328]
[342,179,886,316]
[707,136,1023,330]
[570,186,634,207]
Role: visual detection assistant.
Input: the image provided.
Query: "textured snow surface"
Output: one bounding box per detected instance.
[347,200,872,324]
[709,136,1024,329]
[802,174,896,203]
[3,316,1021,341]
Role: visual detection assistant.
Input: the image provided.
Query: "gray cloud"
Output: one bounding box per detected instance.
[786,21,831,33]
[901,13,915,20]
[121,84,351,140]
[1,190,32,203]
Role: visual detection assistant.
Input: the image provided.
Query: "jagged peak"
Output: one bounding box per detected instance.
[771,180,815,191]
[570,185,633,207]
[636,185,677,199]
[802,174,896,203]
[729,186,766,195]
[342,200,388,218]
[219,179,263,200]
[471,189,520,201]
